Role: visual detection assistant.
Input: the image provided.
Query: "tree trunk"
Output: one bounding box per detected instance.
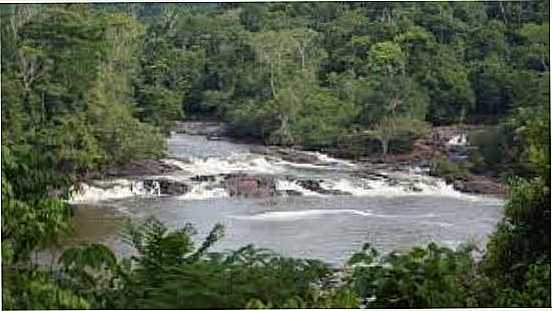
[300,49,305,70]
[381,139,389,157]
[41,91,45,124]
[499,1,508,25]
[269,59,276,98]
[541,55,549,72]
[279,114,293,145]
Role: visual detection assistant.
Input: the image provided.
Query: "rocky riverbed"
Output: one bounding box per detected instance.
[74,122,506,201]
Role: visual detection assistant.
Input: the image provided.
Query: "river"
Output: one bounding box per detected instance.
[64,131,504,266]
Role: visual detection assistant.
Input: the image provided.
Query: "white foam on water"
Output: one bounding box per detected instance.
[68,179,158,204]
[408,166,431,175]
[276,179,323,196]
[319,177,423,197]
[369,213,437,219]
[305,150,357,167]
[176,183,228,201]
[72,144,502,203]
[320,178,372,196]
[421,220,454,227]
[317,173,492,201]
[384,171,486,200]
[273,154,357,171]
[231,209,373,221]
[447,134,468,146]
[275,160,330,170]
[163,153,284,176]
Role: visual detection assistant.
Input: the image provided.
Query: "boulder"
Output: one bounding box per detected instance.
[278,150,319,164]
[453,177,507,196]
[249,146,271,155]
[144,178,190,196]
[405,185,423,192]
[250,146,319,164]
[276,189,304,196]
[352,170,390,181]
[160,180,189,196]
[224,174,277,198]
[295,179,351,195]
[191,175,217,182]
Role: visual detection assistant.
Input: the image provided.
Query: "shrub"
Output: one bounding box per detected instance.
[467,126,514,175]
[429,159,470,183]
[347,243,479,308]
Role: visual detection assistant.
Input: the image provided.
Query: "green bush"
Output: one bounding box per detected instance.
[429,159,470,183]
[482,177,551,286]
[467,126,514,175]
[347,243,479,308]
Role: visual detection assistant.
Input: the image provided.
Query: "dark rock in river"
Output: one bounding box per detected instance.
[276,189,304,196]
[144,178,190,196]
[250,146,319,164]
[295,179,351,195]
[278,150,319,164]
[452,176,507,196]
[191,175,217,182]
[224,174,276,198]
[295,179,323,192]
[405,184,423,192]
[352,169,392,181]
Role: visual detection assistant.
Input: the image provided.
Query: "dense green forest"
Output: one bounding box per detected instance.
[1,2,550,309]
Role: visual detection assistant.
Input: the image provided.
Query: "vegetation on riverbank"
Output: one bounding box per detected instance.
[1,2,550,309]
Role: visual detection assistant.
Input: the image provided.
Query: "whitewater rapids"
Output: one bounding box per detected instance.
[69,147,491,203]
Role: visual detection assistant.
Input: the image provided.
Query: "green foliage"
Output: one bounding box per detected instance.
[429,159,470,183]
[99,218,334,309]
[467,126,515,176]
[1,151,86,309]
[239,4,268,32]
[367,41,405,76]
[2,269,90,310]
[1,178,71,263]
[136,86,183,134]
[1,149,73,262]
[517,22,549,71]
[366,117,429,156]
[1,6,168,308]
[356,75,429,126]
[483,177,550,285]
[135,32,205,131]
[59,244,117,271]
[228,77,357,148]
[2,4,168,176]
[348,243,479,308]
[423,46,475,125]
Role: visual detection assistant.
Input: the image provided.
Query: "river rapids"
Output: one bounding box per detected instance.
[64,131,504,265]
